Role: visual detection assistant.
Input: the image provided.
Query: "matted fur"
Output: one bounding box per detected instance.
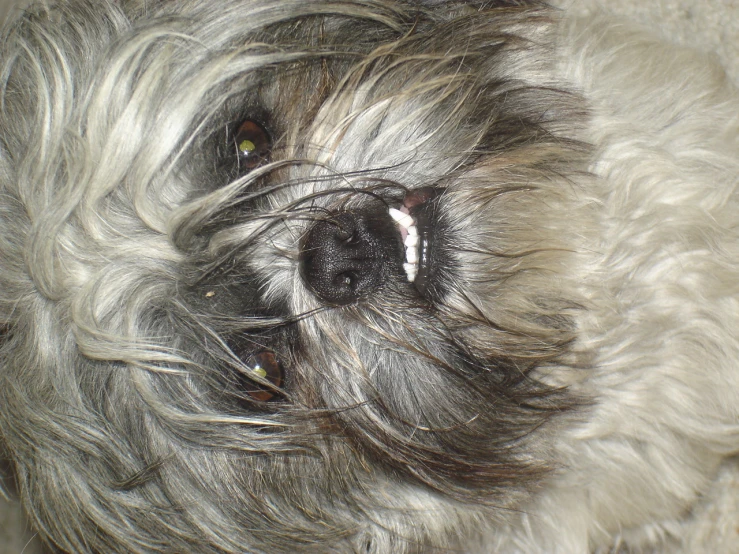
[0,1,737,552]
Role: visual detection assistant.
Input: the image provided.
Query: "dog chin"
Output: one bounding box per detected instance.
[1,1,739,553]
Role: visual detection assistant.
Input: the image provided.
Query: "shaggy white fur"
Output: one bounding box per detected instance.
[499,14,739,553]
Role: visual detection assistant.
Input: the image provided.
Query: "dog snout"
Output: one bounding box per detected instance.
[300,211,400,305]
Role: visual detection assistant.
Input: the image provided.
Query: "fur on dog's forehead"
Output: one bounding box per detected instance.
[0,0,593,552]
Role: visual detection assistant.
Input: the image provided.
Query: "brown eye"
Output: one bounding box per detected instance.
[233,119,271,171]
[244,350,283,402]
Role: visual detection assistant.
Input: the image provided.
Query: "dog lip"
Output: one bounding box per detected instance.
[403,187,437,210]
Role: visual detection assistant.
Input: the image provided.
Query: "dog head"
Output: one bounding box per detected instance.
[0,0,591,551]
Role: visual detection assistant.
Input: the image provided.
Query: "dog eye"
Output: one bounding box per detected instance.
[233,119,271,172]
[244,350,283,402]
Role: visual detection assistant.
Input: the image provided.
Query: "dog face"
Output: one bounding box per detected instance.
[0,1,590,550]
[5,0,737,552]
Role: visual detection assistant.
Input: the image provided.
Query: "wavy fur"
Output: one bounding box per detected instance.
[0,1,737,552]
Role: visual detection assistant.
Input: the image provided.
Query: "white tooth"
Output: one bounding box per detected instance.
[400,214,415,228]
[407,225,418,236]
[388,208,414,229]
[389,208,406,224]
[404,234,418,247]
[403,263,417,281]
[406,246,418,264]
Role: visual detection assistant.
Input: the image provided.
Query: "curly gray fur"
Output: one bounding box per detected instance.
[4,0,737,553]
[0,1,587,551]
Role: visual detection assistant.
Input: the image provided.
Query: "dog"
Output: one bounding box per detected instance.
[0,0,738,552]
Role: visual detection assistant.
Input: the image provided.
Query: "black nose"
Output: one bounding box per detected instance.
[300,211,398,305]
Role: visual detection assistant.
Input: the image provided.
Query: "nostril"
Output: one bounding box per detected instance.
[300,211,399,305]
[335,272,355,288]
[341,231,358,245]
[333,223,355,243]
